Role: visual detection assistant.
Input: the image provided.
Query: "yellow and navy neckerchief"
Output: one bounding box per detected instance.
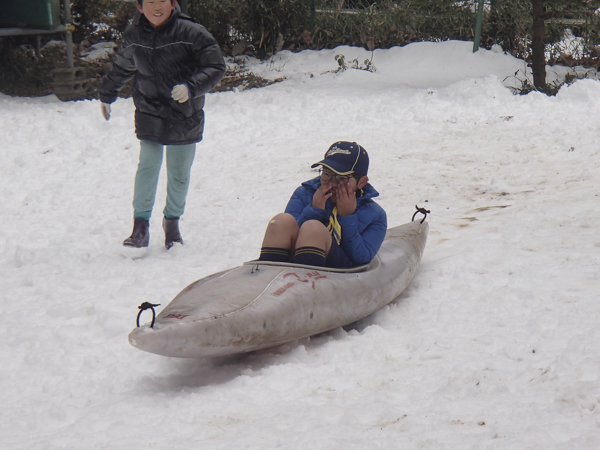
[324,186,366,245]
[325,188,364,245]
[327,207,342,245]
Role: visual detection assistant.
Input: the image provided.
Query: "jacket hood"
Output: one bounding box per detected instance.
[302,176,380,201]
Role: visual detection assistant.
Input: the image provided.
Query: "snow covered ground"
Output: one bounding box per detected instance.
[1,40,599,448]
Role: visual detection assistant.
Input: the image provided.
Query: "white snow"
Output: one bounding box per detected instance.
[1,40,599,448]
[80,42,117,61]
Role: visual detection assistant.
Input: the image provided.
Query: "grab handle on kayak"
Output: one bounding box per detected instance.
[136,302,161,328]
[412,205,430,223]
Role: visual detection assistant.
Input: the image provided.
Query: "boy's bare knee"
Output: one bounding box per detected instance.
[300,220,327,234]
[268,213,297,228]
[262,213,299,248]
[296,220,330,251]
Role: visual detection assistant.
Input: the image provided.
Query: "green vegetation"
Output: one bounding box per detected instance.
[2,1,600,98]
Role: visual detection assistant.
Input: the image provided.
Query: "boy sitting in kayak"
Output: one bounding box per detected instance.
[259,141,387,268]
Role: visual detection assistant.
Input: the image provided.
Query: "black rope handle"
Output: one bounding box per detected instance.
[412,205,430,223]
[136,302,161,328]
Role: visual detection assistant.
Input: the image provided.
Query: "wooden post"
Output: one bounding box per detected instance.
[531,0,546,90]
[473,0,485,52]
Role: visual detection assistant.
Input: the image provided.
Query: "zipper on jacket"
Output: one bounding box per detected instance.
[152,28,159,94]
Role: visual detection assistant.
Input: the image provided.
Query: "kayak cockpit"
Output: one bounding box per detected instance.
[242,258,376,274]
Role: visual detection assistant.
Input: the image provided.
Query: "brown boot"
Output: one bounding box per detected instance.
[123,218,149,248]
[163,217,183,250]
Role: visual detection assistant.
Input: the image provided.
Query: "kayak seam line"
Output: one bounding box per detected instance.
[202,268,289,321]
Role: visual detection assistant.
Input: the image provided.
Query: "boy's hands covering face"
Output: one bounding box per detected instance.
[312,181,333,210]
[334,182,357,216]
[312,180,357,216]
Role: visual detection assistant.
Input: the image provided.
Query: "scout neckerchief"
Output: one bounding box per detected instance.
[327,207,342,245]
[327,189,365,245]
[326,189,365,245]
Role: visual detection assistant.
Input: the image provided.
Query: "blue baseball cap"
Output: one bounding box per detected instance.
[311,141,369,175]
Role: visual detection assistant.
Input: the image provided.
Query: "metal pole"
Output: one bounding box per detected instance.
[473,0,485,52]
[35,36,42,58]
[64,0,74,67]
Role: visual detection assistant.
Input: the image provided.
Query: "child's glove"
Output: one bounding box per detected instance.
[171,84,189,103]
[101,103,111,121]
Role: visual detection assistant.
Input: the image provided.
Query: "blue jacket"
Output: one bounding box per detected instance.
[285,177,387,266]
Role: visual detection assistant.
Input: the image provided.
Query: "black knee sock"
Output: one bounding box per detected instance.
[292,246,326,267]
[259,247,291,262]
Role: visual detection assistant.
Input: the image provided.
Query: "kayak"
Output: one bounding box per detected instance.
[128,215,429,358]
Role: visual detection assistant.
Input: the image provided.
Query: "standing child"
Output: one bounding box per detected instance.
[99,0,226,249]
[259,141,387,268]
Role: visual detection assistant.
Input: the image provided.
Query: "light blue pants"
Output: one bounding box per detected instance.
[132,140,196,221]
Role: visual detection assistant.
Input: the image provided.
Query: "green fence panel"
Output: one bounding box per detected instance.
[0,0,61,29]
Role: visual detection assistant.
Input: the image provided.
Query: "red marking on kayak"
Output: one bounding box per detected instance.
[283,271,327,289]
[273,282,295,297]
[164,314,189,320]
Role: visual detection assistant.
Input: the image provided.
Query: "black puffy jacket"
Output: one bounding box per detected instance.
[99,6,226,145]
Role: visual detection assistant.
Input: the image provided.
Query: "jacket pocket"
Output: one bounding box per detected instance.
[169,98,194,118]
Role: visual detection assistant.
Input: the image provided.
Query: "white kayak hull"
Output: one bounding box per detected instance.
[128,220,428,358]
